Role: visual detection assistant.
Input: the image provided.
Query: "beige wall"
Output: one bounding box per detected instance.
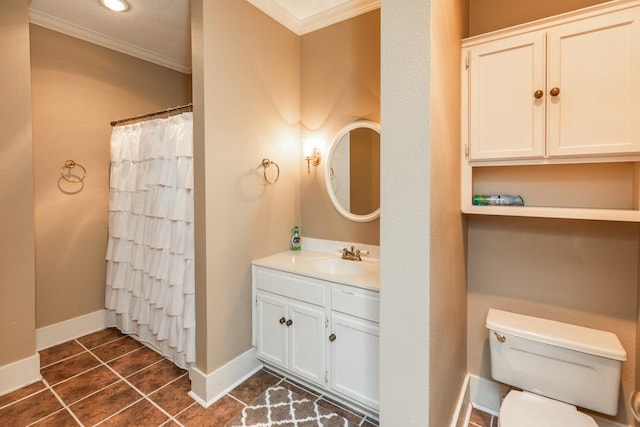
[0,0,37,366]
[468,1,639,424]
[30,25,192,328]
[429,0,469,425]
[467,217,638,423]
[193,0,300,372]
[468,0,611,36]
[637,226,640,419]
[380,0,466,423]
[380,1,468,423]
[300,11,380,245]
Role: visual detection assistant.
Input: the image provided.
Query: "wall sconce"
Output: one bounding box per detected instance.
[303,138,322,174]
[305,148,321,173]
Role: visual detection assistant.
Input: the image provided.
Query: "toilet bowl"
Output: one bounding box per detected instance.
[498,390,596,427]
[486,309,626,427]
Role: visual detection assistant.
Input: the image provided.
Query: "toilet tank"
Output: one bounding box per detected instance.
[486,309,626,416]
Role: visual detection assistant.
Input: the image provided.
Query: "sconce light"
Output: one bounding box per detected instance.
[305,148,321,173]
[303,138,322,174]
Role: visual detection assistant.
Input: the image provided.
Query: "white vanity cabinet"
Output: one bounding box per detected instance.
[254,267,327,386]
[252,264,380,413]
[461,1,640,221]
[329,287,380,410]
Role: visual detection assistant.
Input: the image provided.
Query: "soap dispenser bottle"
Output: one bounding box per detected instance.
[290,226,301,251]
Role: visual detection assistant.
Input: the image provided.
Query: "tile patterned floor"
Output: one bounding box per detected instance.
[0,328,379,427]
[468,407,498,427]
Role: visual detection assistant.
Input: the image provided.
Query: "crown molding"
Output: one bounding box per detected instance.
[247,0,380,35]
[28,8,192,74]
[246,0,301,34]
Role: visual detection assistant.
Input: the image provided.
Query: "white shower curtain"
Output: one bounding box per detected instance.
[105,112,195,369]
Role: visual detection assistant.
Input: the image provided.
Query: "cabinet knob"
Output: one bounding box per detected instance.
[549,87,560,97]
[279,317,286,324]
[286,319,293,327]
[533,90,544,99]
[329,334,336,342]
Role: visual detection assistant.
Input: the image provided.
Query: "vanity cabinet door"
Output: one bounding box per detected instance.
[255,293,288,369]
[255,291,326,386]
[329,312,380,410]
[288,302,326,386]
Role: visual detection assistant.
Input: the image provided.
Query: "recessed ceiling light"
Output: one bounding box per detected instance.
[98,0,130,12]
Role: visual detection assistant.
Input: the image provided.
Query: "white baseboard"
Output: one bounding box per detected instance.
[36,309,107,351]
[0,354,41,397]
[469,375,506,416]
[450,373,471,427]
[188,347,262,407]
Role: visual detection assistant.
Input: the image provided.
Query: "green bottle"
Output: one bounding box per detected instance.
[473,194,524,206]
[290,226,301,251]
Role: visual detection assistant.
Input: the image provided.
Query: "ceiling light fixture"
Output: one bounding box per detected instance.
[98,0,130,12]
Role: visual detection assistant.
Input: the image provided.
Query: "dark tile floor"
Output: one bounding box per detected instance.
[0,328,379,426]
[468,407,498,427]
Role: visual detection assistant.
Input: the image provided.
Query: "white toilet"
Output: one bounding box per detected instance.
[486,308,627,427]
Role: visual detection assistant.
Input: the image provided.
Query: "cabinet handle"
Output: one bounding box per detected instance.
[286,319,293,327]
[549,87,560,97]
[279,317,286,324]
[329,334,336,342]
[533,90,544,99]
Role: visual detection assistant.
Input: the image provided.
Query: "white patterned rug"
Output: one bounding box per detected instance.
[225,385,356,427]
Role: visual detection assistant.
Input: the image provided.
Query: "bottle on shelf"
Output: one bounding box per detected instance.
[473,194,524,206]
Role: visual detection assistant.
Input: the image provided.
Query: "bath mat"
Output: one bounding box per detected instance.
[225,385,355,427]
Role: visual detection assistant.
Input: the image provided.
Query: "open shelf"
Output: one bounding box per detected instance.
[461,161,640,222]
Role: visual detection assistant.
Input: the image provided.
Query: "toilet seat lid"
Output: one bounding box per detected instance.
[499,391,597,427]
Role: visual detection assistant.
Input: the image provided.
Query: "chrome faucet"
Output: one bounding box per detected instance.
[341,246,369,261]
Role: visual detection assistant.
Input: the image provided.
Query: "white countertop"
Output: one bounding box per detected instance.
[252,238,380,291]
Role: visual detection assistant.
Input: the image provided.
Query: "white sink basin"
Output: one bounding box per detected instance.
[312,258,364,275]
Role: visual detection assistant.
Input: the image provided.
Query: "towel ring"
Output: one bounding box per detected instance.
[261,158,280,184]
[61,160,86,183]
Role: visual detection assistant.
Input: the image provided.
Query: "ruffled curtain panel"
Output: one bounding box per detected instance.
[105,113,195,369]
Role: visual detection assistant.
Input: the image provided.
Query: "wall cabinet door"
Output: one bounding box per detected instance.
[256,292,326,386]
[468,32,546,161]
[547,8,640,157]
[329,313,380,410]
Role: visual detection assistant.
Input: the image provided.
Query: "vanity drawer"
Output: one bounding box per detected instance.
[254,267,326,307]
[331,288,379,323]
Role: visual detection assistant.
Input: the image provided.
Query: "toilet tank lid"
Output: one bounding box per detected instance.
[486,309,627,361]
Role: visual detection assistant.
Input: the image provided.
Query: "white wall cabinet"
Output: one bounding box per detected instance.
[466,5,640,161]
[462,1,640,221]
[252,265,379,413]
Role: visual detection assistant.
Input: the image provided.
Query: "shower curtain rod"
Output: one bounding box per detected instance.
[110,103,193,127]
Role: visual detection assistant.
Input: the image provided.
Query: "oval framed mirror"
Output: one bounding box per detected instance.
[325,120,381,222]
